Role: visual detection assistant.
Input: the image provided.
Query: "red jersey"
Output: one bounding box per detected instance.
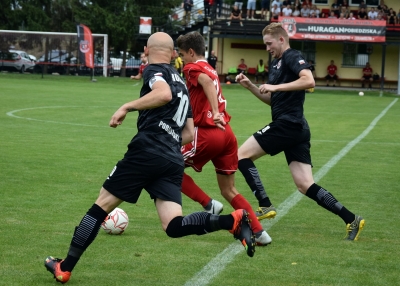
[327,64,337,76]
[362,67,372,77]
[139,62,148,74]
[238,63,247,70]
[183,60,231,127]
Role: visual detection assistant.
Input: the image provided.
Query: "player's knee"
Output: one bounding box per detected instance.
[165,216,183,238]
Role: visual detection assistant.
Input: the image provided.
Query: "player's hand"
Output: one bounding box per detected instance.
[235,73,252,88]
[109,109,128,128]
[259,84,277,93]
[213,112,226,131]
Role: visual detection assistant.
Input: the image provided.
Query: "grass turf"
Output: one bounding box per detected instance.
[1,73,399,285]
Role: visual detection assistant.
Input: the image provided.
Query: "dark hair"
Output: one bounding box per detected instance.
[176,31,206,56]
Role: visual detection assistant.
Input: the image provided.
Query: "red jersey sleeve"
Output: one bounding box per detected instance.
[183,61,231,127]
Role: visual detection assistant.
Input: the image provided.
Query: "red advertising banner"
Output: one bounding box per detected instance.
[279,17,386,42]
[139,17,152,34]
[76,24,94,68]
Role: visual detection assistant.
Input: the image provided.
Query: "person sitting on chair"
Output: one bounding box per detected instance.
[227,5,244,26]
[325,60,338,87]
[361,62,373,89]
[237,58,248,74]
[254,59,268,84]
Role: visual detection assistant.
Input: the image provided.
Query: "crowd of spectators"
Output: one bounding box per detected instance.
[220,0,400,24]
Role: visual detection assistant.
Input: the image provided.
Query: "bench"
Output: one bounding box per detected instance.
[314,77,398,89]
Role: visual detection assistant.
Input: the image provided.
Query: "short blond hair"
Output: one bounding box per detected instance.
[262,23,289,41]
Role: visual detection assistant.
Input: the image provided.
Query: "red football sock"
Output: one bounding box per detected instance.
[181,173,211,208]
[231,194,263,234]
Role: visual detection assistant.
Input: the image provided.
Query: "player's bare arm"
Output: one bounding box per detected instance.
[197,73,226,130]
[130,73,143,80]
[236,73,271,105]
[109,80,172,128]
[181,118,194,145]
[259,69,315,94]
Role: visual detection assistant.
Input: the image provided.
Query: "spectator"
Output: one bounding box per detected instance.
[204,0,210,18]
[340,6,350,18]
[309,11,317,18]
[237,58,248,74]
[292,0,301,11]
[271,4,281,19]
[301,5,310,17]
[381,5,390,17]
[282,4,293,16]
[255,59,268,83]
[387,10,396,25]
[302,0,311,7]
[341,0,349,9]
[210,0,216,19]
[234,1,243,10]
[358,0,367,11]
[325,60,338,87]
[328,11,337,18]
[174,50,184,77]
[367,7,378,20]
[182,0,194,27]
[247,0,257,20]
[130,53,148,80]
[338,12,346,19]
[282,0,291,6]
[377,0,385,11]
[331,0,340,17]
[215,0,223,18]
[397,9,400,23]
[376,12,385,21]
[261,0,271,19]
[207,50,217,70]
[348,12,356,20]
[358,7,367,19]
[310,5,320,17]
[227,4,244,26]
[320,12,327,18]
[271,0,281,8]
[292,6,301,16]
[361,62,373,88]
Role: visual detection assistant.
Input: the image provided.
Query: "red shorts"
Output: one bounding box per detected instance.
[181,124,238,175]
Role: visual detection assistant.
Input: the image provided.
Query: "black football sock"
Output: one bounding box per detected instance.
[165,213,234,238]
[61,204,108,272]
[238,158,272,207]
[305,183,355,224]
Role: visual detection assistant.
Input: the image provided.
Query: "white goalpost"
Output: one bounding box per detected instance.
[0,30,109,77]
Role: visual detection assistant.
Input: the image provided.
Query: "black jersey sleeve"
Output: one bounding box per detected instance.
[285,49,311,76]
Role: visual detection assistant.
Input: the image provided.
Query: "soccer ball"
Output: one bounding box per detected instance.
[359,91,364,96]
[101,207,129,235]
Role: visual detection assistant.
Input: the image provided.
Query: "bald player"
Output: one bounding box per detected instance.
[44,32,256,284]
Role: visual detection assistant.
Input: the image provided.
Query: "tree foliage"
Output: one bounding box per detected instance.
[0,0,183,65]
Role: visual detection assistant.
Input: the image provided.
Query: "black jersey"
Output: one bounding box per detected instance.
[128,63,192,166]
[268,48,311,129]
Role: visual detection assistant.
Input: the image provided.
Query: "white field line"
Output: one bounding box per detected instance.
[184,98,398,286]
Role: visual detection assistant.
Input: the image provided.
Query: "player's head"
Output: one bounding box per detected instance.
[261,23,289,59]
[176,31,206,64]
[140,53,147,64]
[144,32,174,64]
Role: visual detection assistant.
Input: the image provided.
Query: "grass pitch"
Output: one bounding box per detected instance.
[1,73,400,286]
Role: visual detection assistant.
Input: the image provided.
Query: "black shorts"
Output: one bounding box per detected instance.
[103,151,184,205]
[325,74,338,80]
[253,120,312,166]
[363,75,372,80]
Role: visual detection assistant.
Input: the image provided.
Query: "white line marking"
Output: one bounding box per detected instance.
[184,98,398,286]
[6,106,136,129]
